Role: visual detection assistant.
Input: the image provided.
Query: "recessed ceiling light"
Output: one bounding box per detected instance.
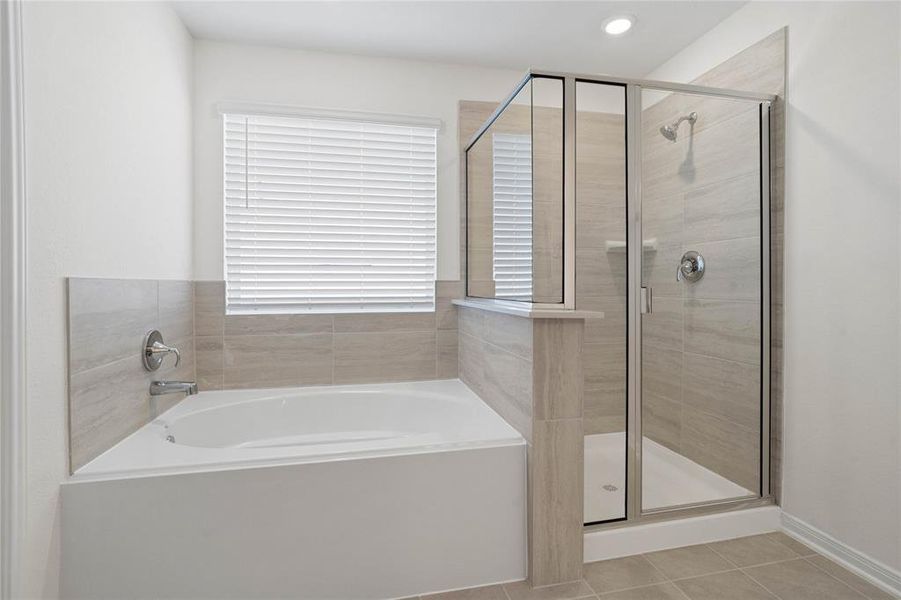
[604,16,634,36]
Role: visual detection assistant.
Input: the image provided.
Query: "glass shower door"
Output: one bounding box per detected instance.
[639,89,766,512]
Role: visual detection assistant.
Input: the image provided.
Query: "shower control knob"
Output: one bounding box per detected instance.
[677,251,705,283]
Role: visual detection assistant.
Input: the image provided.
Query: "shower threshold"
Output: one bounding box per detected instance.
[585,432,754,523]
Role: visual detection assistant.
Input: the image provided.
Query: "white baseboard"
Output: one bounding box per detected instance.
[781,511,901,597]
[584,506,781,562]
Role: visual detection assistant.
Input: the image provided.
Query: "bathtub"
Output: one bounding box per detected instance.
[61,379,527,599]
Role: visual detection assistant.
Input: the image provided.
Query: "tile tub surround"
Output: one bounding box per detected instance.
[416,532,895,600]
[194,279,462,390]
[636,30,785,496]
[67,278,195,472]
[458,306,585,586]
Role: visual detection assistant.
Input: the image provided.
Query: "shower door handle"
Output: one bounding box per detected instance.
[640,286,652,314]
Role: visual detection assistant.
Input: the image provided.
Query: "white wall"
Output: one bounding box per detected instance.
[648,1,901,571]
[21,2,193,596]
[192,41,522,281]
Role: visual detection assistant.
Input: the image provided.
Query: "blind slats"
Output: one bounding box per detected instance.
[224,112,437,314]
[492,133,533,300]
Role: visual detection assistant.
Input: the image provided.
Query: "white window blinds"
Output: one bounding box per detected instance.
[492,133,533,300]
[223,112,438,314]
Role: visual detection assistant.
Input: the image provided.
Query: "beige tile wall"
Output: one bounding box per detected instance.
[638,29,785,495]
[457,307,585,586]
[67,278,195,472]
[194,280,462,390]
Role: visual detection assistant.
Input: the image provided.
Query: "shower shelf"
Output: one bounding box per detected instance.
[604,238,658,253]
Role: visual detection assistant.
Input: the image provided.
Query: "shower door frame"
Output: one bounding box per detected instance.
[527,69,776,527]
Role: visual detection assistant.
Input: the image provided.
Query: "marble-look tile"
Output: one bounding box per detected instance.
[577,249,627,298]
[225,313,333,336]
[158,280,194,342]
[744,558,868,600]
[683,237,760,302]
[644,544,732,580]
[533,320,584,420]
[683,299,760,365]
[333,311,435,333]
[641,297,682,352]
[642,344,682,403]
[674,570,775,600]
[642,393,682,453]
[333,330,436,384]
[530,419,583,586]
[436,280,464,330]
[805,555,895,600]
[583,343,626,403]
[683,174,761,244]
[642,244,682,299]
[584,555,667,594]
[195,335,224,391]
[642,106,760,203]
[68,278,158,373]
[223,334,333,389]
[681,407,759,493]
[69,354,150,471]
[436,329,459,379]
[642,192,683,249]
[581,296,626,344]
[504,579,595,600]
[707,534,798,568]
[681,352,759,430]
[458,331,532,441]
[194,280,225,337]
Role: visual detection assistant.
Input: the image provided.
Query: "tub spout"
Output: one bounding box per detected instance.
[150,381,198,396]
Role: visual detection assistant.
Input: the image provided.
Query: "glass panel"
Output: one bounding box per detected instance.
[576,81,627,524]
[465,77,564,303]
[640,89,763,511]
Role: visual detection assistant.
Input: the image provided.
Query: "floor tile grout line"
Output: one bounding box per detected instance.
[801,555,887,600]
[703,543,742,570]
[734,566,783,600]
[640,552,674,583]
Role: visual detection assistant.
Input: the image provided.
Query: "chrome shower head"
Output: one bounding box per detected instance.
[659,111,698,142]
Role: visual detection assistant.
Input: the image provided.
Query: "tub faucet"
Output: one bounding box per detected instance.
[150,381,198,396]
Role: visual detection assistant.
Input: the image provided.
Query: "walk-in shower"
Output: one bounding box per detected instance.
[465,70,774,528]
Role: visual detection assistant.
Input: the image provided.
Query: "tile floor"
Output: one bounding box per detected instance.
[415,532,897,600]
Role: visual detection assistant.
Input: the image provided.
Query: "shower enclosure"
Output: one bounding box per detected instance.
[465,70,773,526]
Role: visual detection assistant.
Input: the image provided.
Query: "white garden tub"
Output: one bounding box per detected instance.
[61,379,527,599]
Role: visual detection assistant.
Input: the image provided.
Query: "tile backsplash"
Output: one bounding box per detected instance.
[67,278,195,472]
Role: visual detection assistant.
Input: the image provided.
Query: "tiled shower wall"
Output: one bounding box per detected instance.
[640,93,763,492]
[67,278,195,471]
[193,280,461,390]
[641,30,786,494]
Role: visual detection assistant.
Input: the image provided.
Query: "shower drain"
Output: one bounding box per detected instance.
[602,484,618,492]
[166,435,176,443]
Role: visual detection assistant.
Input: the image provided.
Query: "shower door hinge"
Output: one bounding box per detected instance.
[640,286,652,314]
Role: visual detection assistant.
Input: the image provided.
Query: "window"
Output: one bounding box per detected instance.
[223,110,438,314]
[492,132,532,300]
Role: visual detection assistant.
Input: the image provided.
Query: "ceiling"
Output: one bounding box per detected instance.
[171,1,746,77]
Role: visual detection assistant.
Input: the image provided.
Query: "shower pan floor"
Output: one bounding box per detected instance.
[584,432,754,523]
